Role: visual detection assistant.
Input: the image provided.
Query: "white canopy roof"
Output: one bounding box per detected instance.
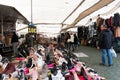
[0,0,120,34]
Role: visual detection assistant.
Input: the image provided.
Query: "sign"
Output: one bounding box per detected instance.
[28,27,36,33]
[28,22,36,33]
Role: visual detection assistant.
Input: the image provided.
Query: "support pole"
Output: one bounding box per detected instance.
[1,16,3,41]
[31,0,33,23]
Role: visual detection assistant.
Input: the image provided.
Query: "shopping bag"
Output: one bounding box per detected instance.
[110,48,117,58]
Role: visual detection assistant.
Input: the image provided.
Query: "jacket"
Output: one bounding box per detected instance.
[11,33,19,43]
[98,29,114,49]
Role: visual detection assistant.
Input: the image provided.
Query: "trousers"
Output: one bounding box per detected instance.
[101,49,112,65]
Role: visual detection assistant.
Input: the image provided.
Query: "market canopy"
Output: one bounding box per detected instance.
[0,4,29,24]
[0,0,120,33]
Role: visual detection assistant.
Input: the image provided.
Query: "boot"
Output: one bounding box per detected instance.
[46,55,51,65]
[51,64,58,76]
[67,58,74,70]
[61,62,67,72]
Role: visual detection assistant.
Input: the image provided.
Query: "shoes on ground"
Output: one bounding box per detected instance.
[99,63,113,67]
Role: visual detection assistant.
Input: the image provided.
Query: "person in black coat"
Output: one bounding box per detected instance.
[97,24,114,66]
[11,32,19,57]
[74,34,79,50]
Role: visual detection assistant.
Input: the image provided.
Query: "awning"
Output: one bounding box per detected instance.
[0,0,119,33]
[0,4,29,24]
[61,0,115,32]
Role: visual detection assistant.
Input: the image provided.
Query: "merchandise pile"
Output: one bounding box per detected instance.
[0,43,106,80]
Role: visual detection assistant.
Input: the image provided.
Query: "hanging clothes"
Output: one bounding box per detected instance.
[115,27,120,38]
[114,13,120,26]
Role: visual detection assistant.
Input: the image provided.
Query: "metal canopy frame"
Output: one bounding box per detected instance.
[61,0,115,32]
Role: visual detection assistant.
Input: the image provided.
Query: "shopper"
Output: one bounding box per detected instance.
[11,32,19,57]
[97,24,114,66]
[67,32,74,51]
[74,34,79,50]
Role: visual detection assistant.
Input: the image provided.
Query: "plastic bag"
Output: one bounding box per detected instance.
[110,48,117,58]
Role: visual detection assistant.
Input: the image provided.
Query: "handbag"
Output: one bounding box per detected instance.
[110,48,117,58]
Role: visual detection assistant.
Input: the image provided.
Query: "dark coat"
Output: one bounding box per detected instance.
[11,32,19,43]
[98,29,114,49]
[74,34,78,44]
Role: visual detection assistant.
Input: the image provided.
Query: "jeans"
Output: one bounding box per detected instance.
[101,49,112,65]
[12,42,18,55]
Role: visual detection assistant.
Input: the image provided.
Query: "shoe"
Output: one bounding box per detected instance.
[45,55,51,65]
[51,64,58,76]
[61,62,67,72]
[99,63,106,66]
[69,67,76,72]
[67,58,74,70]
[48,63,54,69]
[108,64,113,67]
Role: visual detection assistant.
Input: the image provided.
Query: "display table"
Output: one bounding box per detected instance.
[0,45,13,55]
